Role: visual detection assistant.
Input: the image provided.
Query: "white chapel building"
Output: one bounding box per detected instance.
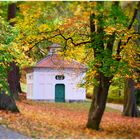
[26,44,87,102]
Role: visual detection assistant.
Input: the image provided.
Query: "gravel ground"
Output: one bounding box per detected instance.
[0,125,30,139]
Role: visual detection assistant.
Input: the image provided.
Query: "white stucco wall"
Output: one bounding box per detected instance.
[26,73,33,99]
[26,68,86,101]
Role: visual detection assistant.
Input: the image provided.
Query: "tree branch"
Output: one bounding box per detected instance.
[25,34,59,54]
[58,29,91,47]
[24,2,140,56]
[106,33,115,52]
[128,2,140,30]
[116,40,122,61]
[116,2,140,61]
[24,29,91,54]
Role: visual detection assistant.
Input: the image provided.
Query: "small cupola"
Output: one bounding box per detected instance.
[48,43,62,55]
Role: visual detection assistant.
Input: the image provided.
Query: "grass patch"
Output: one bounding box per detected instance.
[25,100,120,113]
[86,85,124,104]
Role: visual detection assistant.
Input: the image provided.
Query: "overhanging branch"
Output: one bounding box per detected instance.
[24,29,91,54]
[58,29,91,46]
[116,2,140,61]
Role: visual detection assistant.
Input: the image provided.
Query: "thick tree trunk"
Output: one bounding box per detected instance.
[123,78,139,117]
[7,62,21,100]
[86,72,111,130]
[0,3,21,113]
[0,92,19,113]
[7,3,22,100]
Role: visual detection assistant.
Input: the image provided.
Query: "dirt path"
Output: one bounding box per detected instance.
[106,103,123,111]
[107,103,140,113]
[0,125,29,139]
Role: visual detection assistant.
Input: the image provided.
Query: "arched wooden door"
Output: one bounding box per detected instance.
[55,84,65,102]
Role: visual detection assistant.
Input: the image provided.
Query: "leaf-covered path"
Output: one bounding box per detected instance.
[0,100,140,139]
[0,125,29,139]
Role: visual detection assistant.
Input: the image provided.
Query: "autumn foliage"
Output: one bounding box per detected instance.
[0,1,140,136]
[0,99,140,138]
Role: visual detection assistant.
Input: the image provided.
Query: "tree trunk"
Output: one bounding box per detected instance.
[86,72,111,130]
[7,62,22,100]
[7,3,22,100]
[8,3,16,26]
[0,92,19,113]
[123,78,139,117]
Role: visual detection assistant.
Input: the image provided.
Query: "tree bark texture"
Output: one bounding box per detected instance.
[87,3,112,130]
[0,92,19,112]
[8,3,16,26]
[7,62,21,100]
[86,72,111,130]
[7,3,22,100]
[123,78,139,117]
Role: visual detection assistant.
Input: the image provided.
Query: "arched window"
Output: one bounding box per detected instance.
[55,75,65,80]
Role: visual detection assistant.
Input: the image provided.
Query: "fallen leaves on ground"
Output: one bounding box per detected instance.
[0,100,140,139]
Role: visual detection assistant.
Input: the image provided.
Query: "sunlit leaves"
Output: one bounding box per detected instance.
[0,15,29,92]
[0,1,139,91]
